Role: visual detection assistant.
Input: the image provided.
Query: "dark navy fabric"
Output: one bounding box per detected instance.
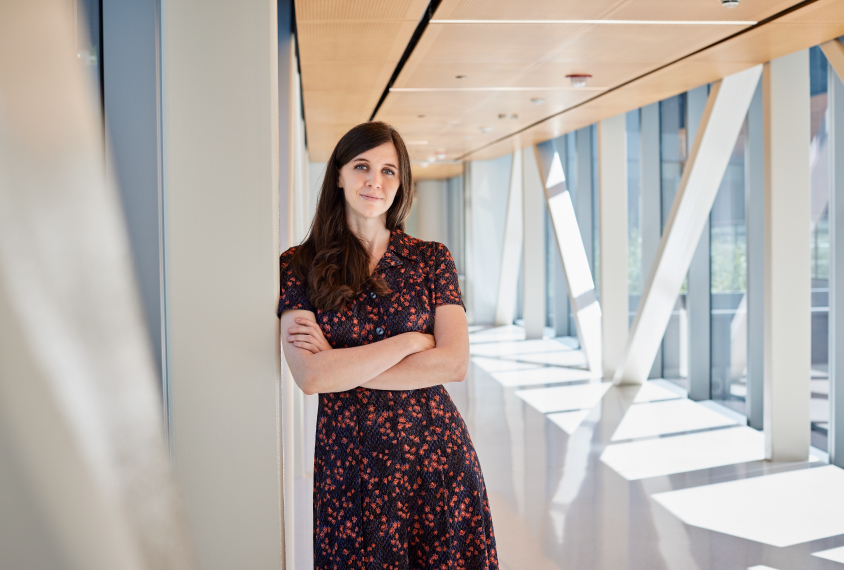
[279,230,498,570]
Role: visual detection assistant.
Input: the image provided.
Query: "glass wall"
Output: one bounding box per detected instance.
[565,132,579,334]
[626,110,641,321]
[810,46,831,450]
[659,94,690,381]
[592,124,600,293]
[710,122,748,414]
[520,42,844,448]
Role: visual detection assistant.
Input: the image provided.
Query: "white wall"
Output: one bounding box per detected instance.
[160,0,284,568]
[416,179,448,243]
[308,161,327,224]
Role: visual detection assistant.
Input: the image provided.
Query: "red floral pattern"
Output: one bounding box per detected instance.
[279,230,498,570]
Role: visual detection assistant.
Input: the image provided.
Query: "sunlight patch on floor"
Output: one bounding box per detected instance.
[547,409,592,435]
[470,338,574,357]
[812,545,844,564]
[492,366,597,387]
[471,356,543,374]
[652,465,841,548]
[515,382,611,414]
[611,398,737,441]
[601,426,766,480]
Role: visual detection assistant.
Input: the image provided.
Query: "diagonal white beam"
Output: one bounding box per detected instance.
[614,65,762,385]
[533,144,602,375]
[495,151,523,326]
[822,39,844,84]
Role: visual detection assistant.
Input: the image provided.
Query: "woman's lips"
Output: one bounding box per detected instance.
[360,193,382,202]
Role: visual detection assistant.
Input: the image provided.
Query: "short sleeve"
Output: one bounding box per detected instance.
[431,243,465,311]
[278,247,316,318]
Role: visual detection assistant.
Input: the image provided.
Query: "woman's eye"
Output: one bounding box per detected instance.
[383,169,395,176]
[354,164,367,170]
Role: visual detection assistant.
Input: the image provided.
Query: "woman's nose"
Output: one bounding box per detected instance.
[369,171,382,188]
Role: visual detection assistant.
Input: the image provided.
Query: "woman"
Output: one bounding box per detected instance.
[278,121,498,569]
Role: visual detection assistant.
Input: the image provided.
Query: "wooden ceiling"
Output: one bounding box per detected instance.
[295,0,429,160]
[296,0,844,178]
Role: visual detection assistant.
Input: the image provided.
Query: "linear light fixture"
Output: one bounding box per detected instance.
[431,19,756,26]
[391,86,605,92]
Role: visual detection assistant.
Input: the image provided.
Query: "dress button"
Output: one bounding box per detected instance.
[370,292,377,299]
[376,327,384,336]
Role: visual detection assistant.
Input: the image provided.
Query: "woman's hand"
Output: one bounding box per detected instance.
[286,316,333,354]
[405,332,435,354]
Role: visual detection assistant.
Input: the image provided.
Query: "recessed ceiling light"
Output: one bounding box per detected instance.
[418,114,425,118]
[531,97,545,105]
[480,126,493,134]
[456,75,467,79]
[566,74,592,88]
[435,150,447,160]
[720,0,740,6]
[420,161,430,168]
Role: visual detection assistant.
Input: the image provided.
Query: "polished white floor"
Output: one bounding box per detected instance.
[447,325,844,570]
[292,325,844,569]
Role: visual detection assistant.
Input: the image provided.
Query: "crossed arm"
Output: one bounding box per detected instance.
[279,304,469,395]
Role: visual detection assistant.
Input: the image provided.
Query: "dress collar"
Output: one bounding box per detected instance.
[377,229,422,268]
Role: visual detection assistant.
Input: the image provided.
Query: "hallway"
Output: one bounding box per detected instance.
[447,326,844,570]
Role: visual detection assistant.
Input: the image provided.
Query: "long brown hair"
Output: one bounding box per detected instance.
[289,121,414,312]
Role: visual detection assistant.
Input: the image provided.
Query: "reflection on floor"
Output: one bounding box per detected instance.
[445,325,844,570]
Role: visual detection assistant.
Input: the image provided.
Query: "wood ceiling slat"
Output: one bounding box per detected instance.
[295,0,429,161]
[412,162,464,180]
[459,0,844,162]
[435,0,798,23]
[297,0,842,176]
[297,0,426,21]
[380,16,761,161]
[297,22,410,63]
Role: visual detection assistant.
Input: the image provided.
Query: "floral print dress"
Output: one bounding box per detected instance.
[278,230,498,570]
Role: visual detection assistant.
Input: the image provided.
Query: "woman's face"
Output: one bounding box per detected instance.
[338,142,401,225]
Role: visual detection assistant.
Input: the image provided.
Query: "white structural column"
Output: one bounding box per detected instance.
[614,65,762,385]
[763,51,811,462]
[533,146,603,374]
[598,114,628,378]
[0,2,195,568]
[416,179,449,243]
[824,38,844,468]
[496,151,523,325]
[523,146,547,338]
[464,156,513,325]
[161,1,285,569]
